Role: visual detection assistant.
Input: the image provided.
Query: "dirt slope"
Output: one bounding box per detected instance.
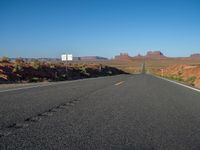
[156,64,200,88]
[0,62,126,83]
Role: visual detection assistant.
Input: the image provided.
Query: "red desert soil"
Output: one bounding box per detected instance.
[156,64,200,88]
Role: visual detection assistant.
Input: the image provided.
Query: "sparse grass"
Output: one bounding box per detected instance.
[0,56,10,63]
[166,75,184,82]
[0,61,125,83]
[100,59,200,74]
[145,59,200,73]
[28,77,42,82]
[186,76,196,86]
[31,60,41,70]
[162,75,198,87]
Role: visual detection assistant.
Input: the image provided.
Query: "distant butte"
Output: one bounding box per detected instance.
[190,53,200,59]
[145,51,166,59]
[114,53,132,61]
[114,51,167,61]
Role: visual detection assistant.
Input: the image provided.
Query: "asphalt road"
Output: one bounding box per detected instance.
[1,74,200,150]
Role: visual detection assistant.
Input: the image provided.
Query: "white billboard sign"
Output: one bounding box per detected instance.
[67,54,73,61]
[61,54,67,61]
[61,54,73,61]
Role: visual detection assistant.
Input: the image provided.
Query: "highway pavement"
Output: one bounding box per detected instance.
[1,74,200,149]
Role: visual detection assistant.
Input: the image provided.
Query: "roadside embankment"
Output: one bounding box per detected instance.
[155,64,200,88]
[0,60,127,84]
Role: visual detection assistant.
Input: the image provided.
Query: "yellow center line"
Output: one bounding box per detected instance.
[115,81,124,86]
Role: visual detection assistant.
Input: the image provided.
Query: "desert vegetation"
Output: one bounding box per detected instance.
[1,55,200,88]
[0,57,126,84]
[155,64,200,88]
[102,58,200,89]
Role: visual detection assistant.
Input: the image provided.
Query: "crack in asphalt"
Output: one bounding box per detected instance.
[0,75,133,140]
[0,78,123,138]
[0,99,78,138]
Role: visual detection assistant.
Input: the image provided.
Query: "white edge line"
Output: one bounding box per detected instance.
[152,75,200,93]
[0,75,120,93]
[0,85,48,93]
[115,81,124,86]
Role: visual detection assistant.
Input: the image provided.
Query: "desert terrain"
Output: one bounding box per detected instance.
[105,51,200,88]
[1,51,200,89]
[0,57,125,84]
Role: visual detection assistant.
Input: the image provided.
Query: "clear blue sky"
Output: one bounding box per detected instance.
[0,0,200,58]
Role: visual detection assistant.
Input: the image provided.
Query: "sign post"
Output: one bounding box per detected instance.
[61,54,73,78]
[161,69,164,77]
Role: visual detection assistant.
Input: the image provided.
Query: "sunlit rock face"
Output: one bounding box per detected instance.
[190,54,200,59]
[114,53,132,61]
[146,51,166,59]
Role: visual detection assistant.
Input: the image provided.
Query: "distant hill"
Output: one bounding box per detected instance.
[114,51,200,61]
[9,56,108,62]
[9,58,61,63]
[78,56,108,61]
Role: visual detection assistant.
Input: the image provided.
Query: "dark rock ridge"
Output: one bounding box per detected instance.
[0,63,126,83]
[78,56,108,61]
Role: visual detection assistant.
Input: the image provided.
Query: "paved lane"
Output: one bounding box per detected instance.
[0,75,130,129]
[1,74,200,150]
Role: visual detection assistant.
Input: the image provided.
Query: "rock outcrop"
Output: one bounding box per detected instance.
[145,51,166,59]
[190,54,200,59]
[114,53,132,61]
[115,51,167,61]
